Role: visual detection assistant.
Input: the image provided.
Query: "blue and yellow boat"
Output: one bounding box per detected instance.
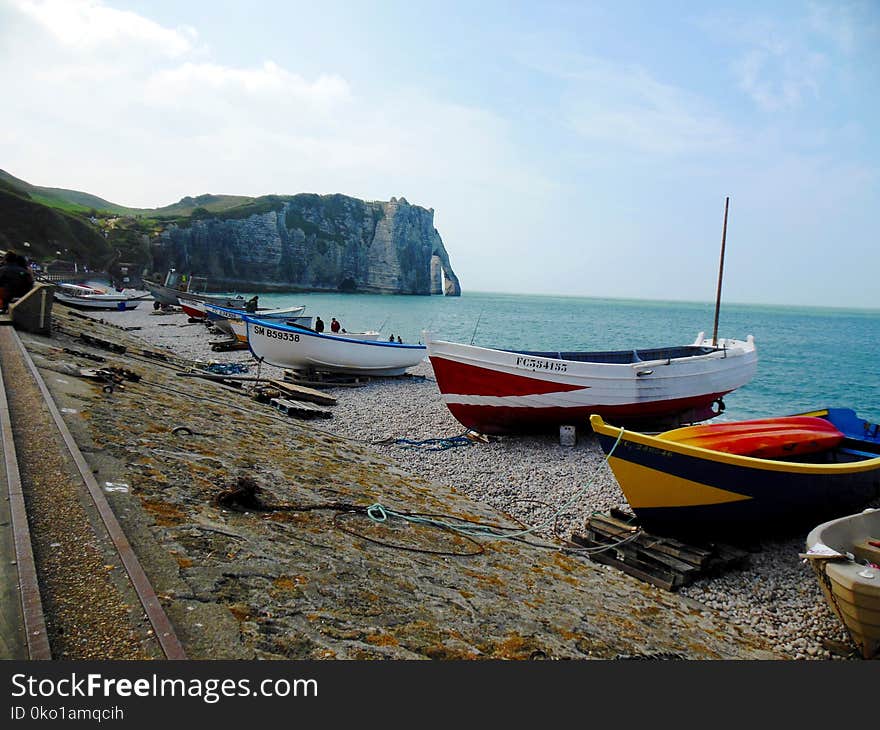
[590,408,880,537]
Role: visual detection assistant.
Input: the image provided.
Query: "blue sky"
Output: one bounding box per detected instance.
[1,1,878,307]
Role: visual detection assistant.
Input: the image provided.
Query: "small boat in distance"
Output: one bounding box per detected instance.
[804,508,880,659]
[53,283,151,311]
[178,296,211,320]
[143,270,249,309]
[424,331,757,434]
[203,302,306,336]
[590,407,880,538]
[244,316,426,376]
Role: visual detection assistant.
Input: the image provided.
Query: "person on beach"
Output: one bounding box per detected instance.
[0,251,34,312]
[330,317,341,333]
[315,316,325,333]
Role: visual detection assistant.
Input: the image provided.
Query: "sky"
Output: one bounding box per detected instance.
[1,0,878,308]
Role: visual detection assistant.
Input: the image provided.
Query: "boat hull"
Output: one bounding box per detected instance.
[53,292,142,310]
[179,298,208,319]
[143,279,186,306]
[144,279,248,309]
[204,303,306,337]
[244,317,426,376]
[806,509,880,659]
[228,315,313,342]
[425,333,758,434]
[590,409,880,537]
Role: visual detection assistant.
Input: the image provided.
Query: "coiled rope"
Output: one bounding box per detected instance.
[365,427,631,552]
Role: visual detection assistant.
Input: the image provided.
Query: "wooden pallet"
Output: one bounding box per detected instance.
[210,339,249,352]
[284,370,369,388]
[268,379,337,406]
[269,397,332,419]
[570,508,749,591]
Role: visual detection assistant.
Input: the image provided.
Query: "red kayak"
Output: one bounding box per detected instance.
[658,416,845,459]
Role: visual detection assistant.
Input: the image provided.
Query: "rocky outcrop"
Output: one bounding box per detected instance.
[153,194,461,295]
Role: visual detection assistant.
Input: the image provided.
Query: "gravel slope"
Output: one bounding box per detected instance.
[88,304,868,660]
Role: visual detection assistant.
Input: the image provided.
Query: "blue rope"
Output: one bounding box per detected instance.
[205,362,249,375]
[369,427,627,544]
[393,435,472,451]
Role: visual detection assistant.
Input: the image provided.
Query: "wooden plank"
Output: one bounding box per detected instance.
[590,513,639,533]
[581,529,694,586]
[571,534,678,591]
[610,507,639,523]
[575,511,752,591]
[210,339,248,351]
[633,537,713,569]
[582,528,698,578]
[593,513,715,568]
[284,375,368,389]
[269,379,337,406]
[78,333,127,353]
[630,545,701,576]
[269,397,332,419]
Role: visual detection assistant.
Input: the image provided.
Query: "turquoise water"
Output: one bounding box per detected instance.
[235,290,880,424]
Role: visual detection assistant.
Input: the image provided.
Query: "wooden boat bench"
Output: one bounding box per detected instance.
[852,537,880,565]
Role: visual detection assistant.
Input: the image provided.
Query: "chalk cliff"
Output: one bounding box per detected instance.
[152,194,461,295]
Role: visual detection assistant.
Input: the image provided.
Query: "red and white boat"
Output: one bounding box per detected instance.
[424,331,758,435]
[178,296,210,319]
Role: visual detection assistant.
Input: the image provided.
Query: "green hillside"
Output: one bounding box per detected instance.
[0,169,136,215]
[151,193,255,218]
[0,183,113,266]
[0,170,267,275]
[0,169,253,218]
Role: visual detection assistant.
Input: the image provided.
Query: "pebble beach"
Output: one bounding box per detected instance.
[86,303,869,660]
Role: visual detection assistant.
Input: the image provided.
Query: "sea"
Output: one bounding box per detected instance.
[215,289,880,425]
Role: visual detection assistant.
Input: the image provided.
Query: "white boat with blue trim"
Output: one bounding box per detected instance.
[243,316,426,376]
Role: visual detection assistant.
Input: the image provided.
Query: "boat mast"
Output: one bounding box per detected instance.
[712,196,730,348]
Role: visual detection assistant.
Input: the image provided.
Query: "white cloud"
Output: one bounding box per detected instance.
[0,0,545,215]
[10,0,196,57]
[807,2,858,54]
[530,53,734,156]
[142,61,352,121]
[704,3,877,112]
[733,45,826,112]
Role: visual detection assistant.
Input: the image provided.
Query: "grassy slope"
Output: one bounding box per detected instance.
[0,169,135,215]
[0,169,253,217]
[0,183,113,265]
